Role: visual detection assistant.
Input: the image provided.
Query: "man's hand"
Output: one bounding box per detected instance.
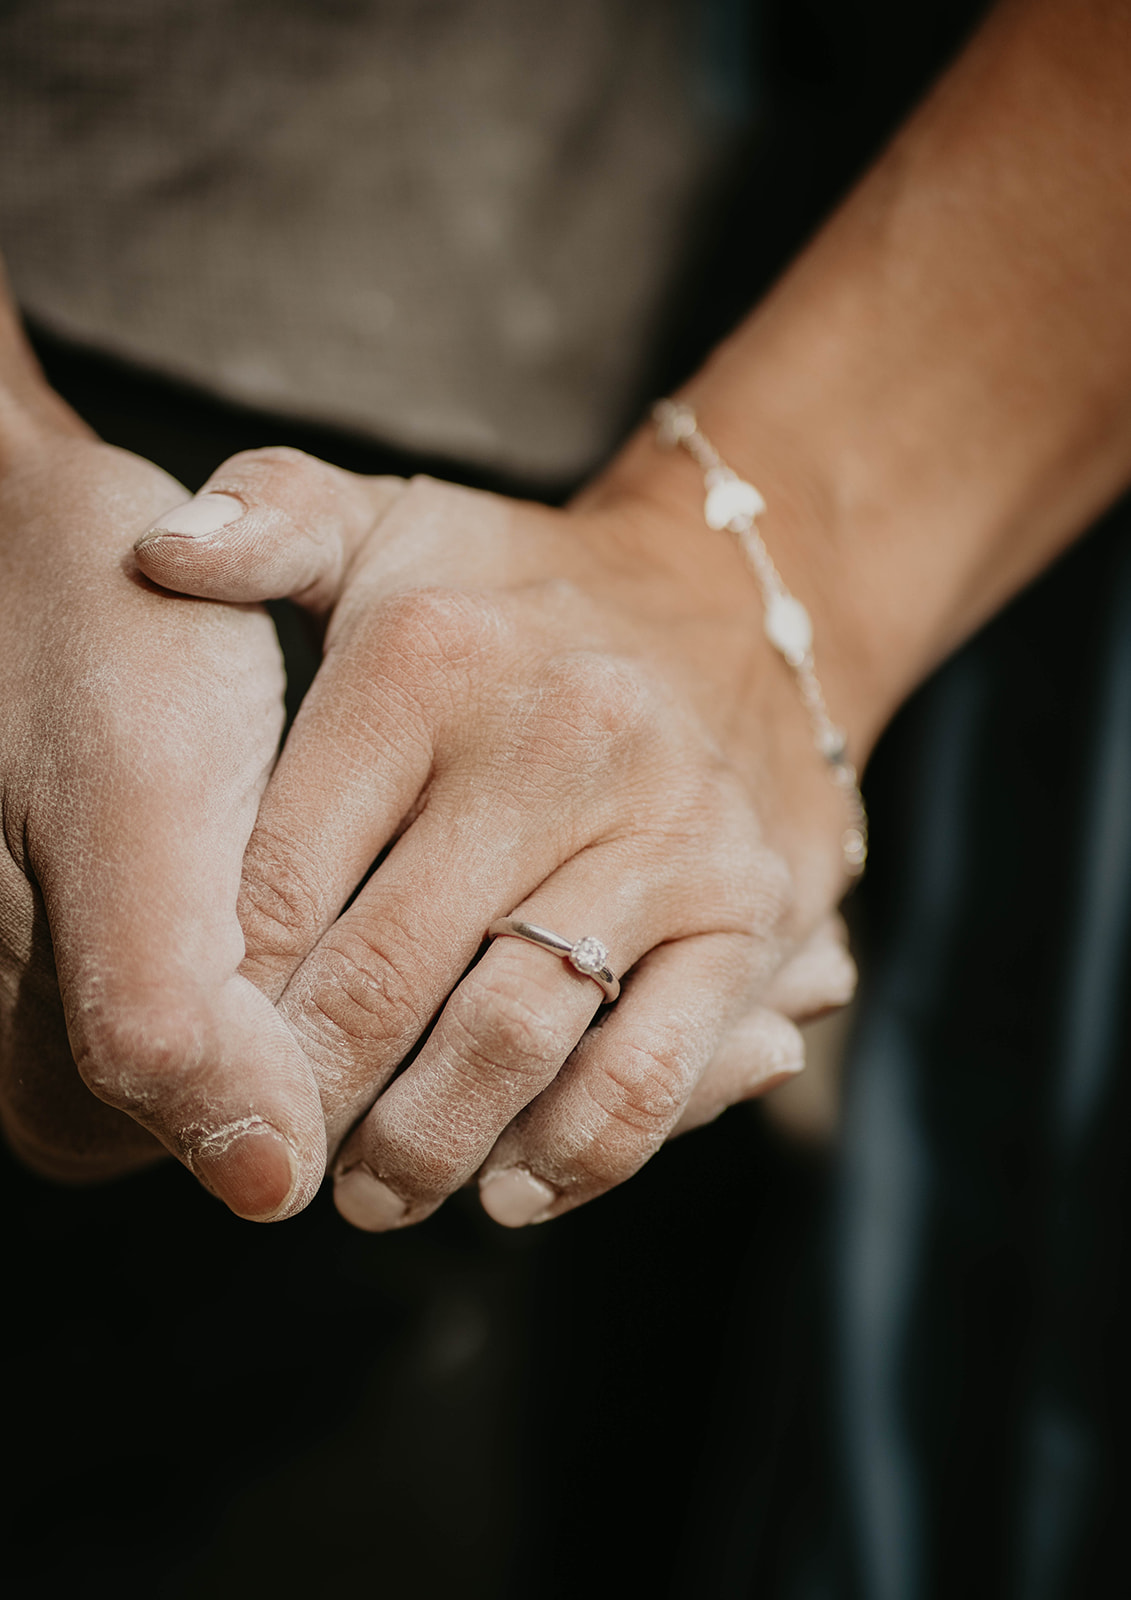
[0,418,328,1218]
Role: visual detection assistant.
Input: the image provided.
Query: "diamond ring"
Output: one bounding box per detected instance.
[486,917,620,1003]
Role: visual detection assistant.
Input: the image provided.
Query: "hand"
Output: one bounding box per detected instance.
[135,449,858,1228]
[0,425,328,1218]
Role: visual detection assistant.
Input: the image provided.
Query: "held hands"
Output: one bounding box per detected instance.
[11,0,1131,1230]
[129,448,857,1229]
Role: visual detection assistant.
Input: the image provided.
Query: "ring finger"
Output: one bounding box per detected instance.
[475,930,767,1226]
[329,850,656,1229]
[330,843,776,1230]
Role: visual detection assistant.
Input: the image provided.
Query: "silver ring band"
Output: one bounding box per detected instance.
[487,917,621,1003]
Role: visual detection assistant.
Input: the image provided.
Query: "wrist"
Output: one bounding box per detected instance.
[579,401,892,768]
[570,435,862,916]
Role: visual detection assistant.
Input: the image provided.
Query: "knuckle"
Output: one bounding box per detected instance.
[71,1002,208,1116]
[376,588,509,671]
[444,967,563,1079]
[690,793,793,938]
[238,832,327,953]
[298,927,429,1055]
[238,827,328,964]
[534,652,653,746]
[728,841,793,937]
[587,1029,692,1141]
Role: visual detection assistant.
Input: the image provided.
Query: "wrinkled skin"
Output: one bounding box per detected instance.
[131,450,857,1229]
[0,427,855,1228]
[0,429,328,1217]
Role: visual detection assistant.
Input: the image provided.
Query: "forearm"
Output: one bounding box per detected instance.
[593,0,1131,758]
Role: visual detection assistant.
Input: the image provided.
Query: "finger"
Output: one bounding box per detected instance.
[261,661,664,1158]
[329,843,670,1232]
[135,465,538,1006]
[317,715,789,1229]
[135,466,539,624]
[24,594,328,1220]
[649,915,855,1137]
[268,798,562,1154]
[663,918,857,1139]
[471,907,849,1221]
[133,446,404,611]
[476,932,760,1227]
[760,912,857,1020]
[324,772,789,1232]
[0,862,164,1184]
[238,592,688,1022]
[294,744,700,1153]
[33,774,328,1220]
[235,580,571,1008]
[669,1006,806,1135]
[432,915,842,1201]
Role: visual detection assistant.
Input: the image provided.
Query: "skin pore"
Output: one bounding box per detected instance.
[2,0,1130,1226]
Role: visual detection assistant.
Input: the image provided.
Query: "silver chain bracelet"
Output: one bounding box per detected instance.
[653,398,868,877]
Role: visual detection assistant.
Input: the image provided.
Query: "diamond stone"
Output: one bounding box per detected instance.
[569,936,608,977]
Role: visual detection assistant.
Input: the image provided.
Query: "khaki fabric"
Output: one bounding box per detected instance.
[0,0,735,480]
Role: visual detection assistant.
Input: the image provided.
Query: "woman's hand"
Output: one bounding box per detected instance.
[135,449,858,1228]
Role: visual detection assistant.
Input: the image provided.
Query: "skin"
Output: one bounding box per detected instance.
[4,0,1131,1227]
[0,328,328,1217]
[0,311,846,1222]
[135,461,856,1230]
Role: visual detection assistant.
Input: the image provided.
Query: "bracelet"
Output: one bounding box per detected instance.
[652,398,868,877]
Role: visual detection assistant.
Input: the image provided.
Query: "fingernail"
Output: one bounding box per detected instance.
[479,1166,556,1228]
[191,1119,299,1221]
[137,492,244,545]
[755,1028,806,1086]
[333,1164,409,1231]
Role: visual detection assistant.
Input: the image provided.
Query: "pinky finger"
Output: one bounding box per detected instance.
[669,1006,805,1135]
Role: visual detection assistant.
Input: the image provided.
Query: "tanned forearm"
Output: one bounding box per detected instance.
[593,0,1131,758]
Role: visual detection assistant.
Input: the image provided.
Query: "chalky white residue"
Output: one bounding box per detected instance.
[186,1115,277,1166]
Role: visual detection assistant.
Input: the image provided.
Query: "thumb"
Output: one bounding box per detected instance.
[28,702,331,1222]
[134,446,404,612]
